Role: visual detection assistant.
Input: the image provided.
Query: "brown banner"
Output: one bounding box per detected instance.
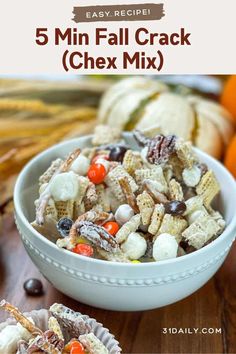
[72,3,165,23]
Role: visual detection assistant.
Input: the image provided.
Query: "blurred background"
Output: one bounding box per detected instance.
[1,74,236,224]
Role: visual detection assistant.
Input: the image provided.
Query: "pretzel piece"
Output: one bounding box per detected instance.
[0,300,42,336]
[119,176,139,213]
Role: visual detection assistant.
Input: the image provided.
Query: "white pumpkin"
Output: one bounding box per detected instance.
[137,92,195,141]
[98,77,168,125]
[98,77,235,158]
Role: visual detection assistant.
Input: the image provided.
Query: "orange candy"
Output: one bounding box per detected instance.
[103,221,119,236]
[72,244,94,257]
[64,340,85,354]
[224,135,236,178]
[70,341,85,354]
[87,163,106,184]
[221,75,236,120]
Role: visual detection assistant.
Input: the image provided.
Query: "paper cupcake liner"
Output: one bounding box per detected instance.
[0,309,122,354]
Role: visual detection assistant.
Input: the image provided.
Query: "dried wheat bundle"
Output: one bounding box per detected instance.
[0,78,102,218]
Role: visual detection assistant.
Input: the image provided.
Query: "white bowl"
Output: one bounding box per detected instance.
[14,133,236,311]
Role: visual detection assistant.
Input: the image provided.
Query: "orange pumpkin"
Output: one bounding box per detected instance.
[224,135,236,178]
[221,75,236,120]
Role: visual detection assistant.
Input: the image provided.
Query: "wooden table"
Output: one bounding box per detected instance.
[0,214,235,353]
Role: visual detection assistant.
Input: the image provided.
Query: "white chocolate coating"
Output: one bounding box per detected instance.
[121,232,147,260]
[39,182,48,195]
[79,332,109,354]
[50,171,79,201]
[187,209,207,224]
[153,233,178,261]
[0,320,33,354]
[182,166,201,187]
[70,155,90,176]
[115,204,135,225]
[140,147,148,163]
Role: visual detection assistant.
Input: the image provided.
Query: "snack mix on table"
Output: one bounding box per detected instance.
[32,125,226,263]
[0,300,109,354]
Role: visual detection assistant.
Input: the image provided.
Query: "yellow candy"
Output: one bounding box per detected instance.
[131,260,141,264]
[76,237,87,244]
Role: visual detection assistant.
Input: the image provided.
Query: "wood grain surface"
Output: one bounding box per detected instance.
[0,214,235,354]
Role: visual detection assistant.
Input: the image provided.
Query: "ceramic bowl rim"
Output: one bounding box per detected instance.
[14,133,236,268]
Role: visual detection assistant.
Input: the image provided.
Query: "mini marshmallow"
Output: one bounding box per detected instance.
[95,158,110,172]
[121,232,147,260]
[153,233,178,261]
[50,171,79,201]
[115,204,135,225]
[70,154,90,176]
[182,166,201,187]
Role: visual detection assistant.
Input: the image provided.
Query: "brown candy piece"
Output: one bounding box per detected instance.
[109,146,128,162]
[164,200,186,216]
[23,278,44,296]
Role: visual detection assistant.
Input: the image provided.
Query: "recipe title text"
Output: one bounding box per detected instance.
[35,27,192,72]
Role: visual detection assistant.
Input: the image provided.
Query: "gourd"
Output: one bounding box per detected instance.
[98,77,235,159]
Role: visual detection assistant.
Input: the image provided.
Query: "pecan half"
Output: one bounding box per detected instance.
[147,134,177,164]
[77,221,118,252]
